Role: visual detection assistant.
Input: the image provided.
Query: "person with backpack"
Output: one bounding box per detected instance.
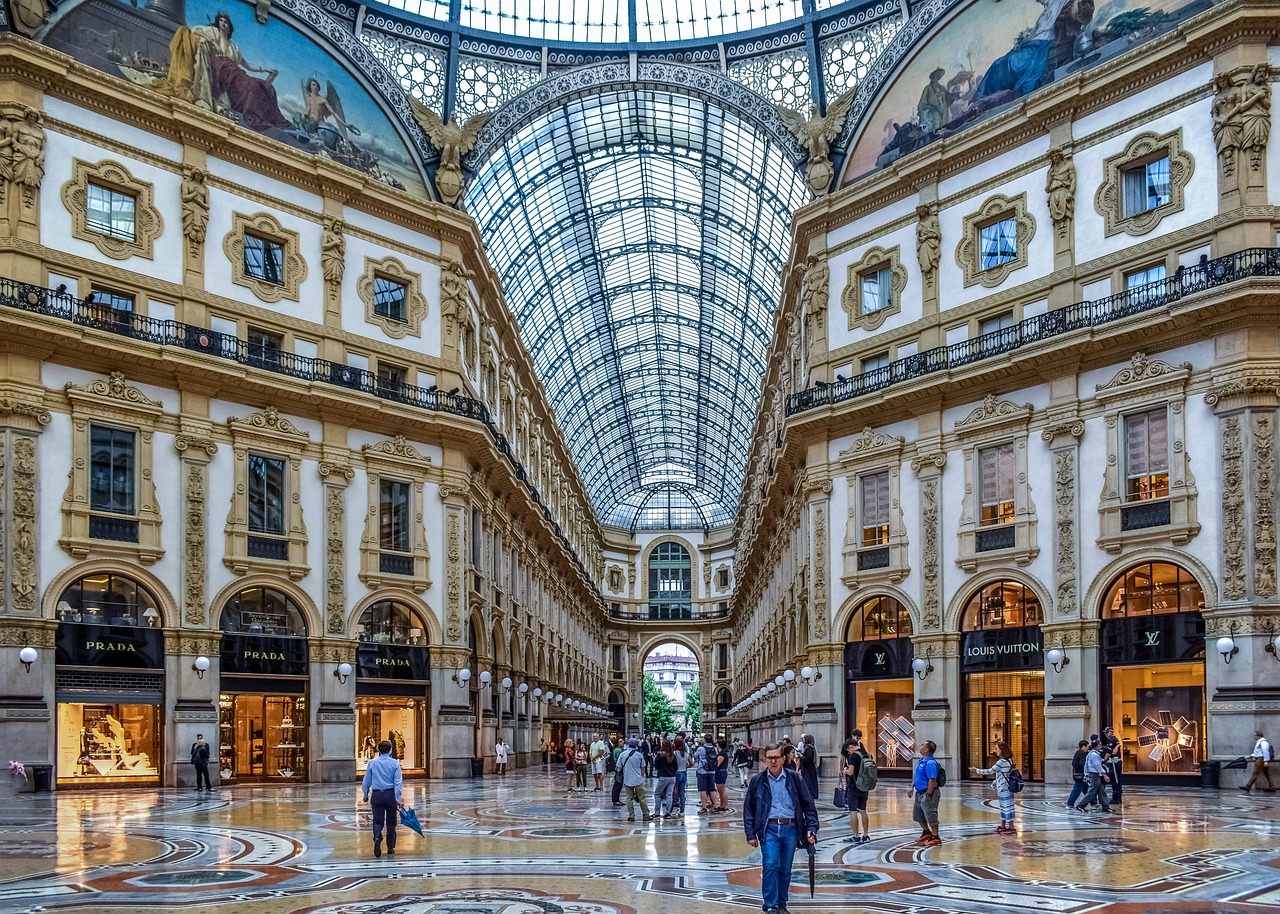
[190,733,212,792]
[1075,735,1112,813]
[694,735,722,814]
[618,737,652,822]
[733,740,752,787]
[797,733,819,802]
[909,740,943,846]
[842,729,876,844]
[971,739,1020,835]
[1066,739,1090,809]
[1242,729,1277,792]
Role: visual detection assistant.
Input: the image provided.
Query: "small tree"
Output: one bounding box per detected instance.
[642,672,676,735]
[685,680,703,736]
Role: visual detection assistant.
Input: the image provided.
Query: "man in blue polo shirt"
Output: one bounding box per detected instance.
[362,739,404,858]
[743,742,819,914]
[910,739,942,845]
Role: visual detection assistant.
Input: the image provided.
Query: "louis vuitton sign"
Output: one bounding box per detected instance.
[961,626,1043,673]
[844,638,913,680]
[1100,612,1205,666]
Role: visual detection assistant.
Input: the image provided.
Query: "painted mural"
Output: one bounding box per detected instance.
[41,0,427,196]
[844,0,1215,179]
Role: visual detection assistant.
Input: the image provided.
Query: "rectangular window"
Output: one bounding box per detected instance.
[247,454,286,535]
[980,312,1014,336]
[979,217,1017,270]
[860,470,890,546]
[89,425,136,514]
[717,568,729,590]
[89,288,134,326]
[861,351,890,374]
[611,644,624,675]
[716,643,729,674]
[379,479,411,553]
[86,184,136,241]
[978,443,1016,526]
[1123,156,1171,218]
[1125,407,1170,501]
[860,265,892,314]
[247,327,283,367]
[373,276,408,322]
[1126,263,1167,289]
[377,362,407,396]
[243,233,285,285]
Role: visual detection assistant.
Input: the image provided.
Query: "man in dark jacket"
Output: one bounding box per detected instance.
[190,734,212,791]
[742,742,819,914]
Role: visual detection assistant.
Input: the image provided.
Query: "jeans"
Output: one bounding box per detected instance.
[1066,778,1084,809]
[1108,762,1123,803]
[656,776,676,815]
[759,821,798,911]
[674,770,687,812]
[1078,772,1109,810]
[624,783,650,819]
[576,764,588,789]
[370,788,398,851]
[193,762,211,791]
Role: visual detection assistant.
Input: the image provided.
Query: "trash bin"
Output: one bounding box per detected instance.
[1199,760,1220,788]
[470,757,484,779]
[31,765,52,792]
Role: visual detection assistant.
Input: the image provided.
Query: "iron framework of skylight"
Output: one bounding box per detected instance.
[467,88,810,531]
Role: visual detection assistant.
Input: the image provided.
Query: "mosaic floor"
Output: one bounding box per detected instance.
[2,767,1277,914]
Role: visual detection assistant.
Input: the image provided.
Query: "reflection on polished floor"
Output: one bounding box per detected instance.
[2,768,1277,914]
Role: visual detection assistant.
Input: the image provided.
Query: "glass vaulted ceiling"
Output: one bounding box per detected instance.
[467,90,810,531]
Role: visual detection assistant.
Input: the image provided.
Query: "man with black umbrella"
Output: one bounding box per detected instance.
[743,741,819,914]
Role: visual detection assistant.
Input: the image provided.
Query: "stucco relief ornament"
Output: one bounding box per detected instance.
[798,255,829,358]
[11,108,45,209]
[1046,148,1075,236]
[408,99,491,206]
[0,118,12,206]
[915,204,941,279]
[778,89,855,196]
[180,166,210,254]
[1239,64,1272,172]
[321,218,345,296]
[440,258,474,337]
[9,0,49,37]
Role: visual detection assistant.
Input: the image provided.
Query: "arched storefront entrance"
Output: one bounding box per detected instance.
[960,580,1045,781]
[843,595,916,777]
[1098,561,1205,782]
[354,599,432,776]
[218,585,310,782]
[54,571,165,786]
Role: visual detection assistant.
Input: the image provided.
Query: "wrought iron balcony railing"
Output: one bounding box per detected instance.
[789,247,1280,416]
[607,603,731,622]
[0,277,597,592]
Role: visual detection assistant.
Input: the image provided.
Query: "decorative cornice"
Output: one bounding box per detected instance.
[837,426,905,461]
[318,461,356,481]
[1204,370,1280,407]
[910,452,947,474]
[65,371,163,411]
[0,396,51,427]
[954,394,1033,432]
[228,406,309,439]
[174,434,218,457]
[1040,420,1086,443]
[1095,352,1193,393]
[362,433,430,464]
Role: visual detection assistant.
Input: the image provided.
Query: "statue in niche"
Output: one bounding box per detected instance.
[915,204,941,277]
[1212,71,1244,179]
[11,108,45,208]
[778,90,856,196]
[180,166,210,249]
[408,99,491,206]
[321,218,346,287]
[1045,148,1075,235]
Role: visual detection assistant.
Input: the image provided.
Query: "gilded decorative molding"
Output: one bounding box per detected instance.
[60,158,163,260]
[920,476,941,630]
[0,620,55,647]
[1094,129,1193,238]
[166,634,221,656]
[1096,352,1192,393]
[10,435,37,613]
[326,486,345,635]
[812,500,828,641]
[1222,415,1246,601]
[182,463,207,626]
[446,510,462,642]
[1253,412,1277,598]
[1053,448,1079,617]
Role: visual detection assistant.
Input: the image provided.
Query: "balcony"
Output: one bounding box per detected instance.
[789,248,1280,415]
[608,603,730,622]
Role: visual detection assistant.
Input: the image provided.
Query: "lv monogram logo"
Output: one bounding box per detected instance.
[874,652,886,665]
[1143,631,1160,646]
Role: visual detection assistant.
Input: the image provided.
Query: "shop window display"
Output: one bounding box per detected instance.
[57,703,159,781]
[844,595,915,773]
[1108,662,1204,776]
[1102,562,1204,617]
[851,679,915,769]
[357,600,428,644]
[964,671,1045,781]
[356,697,426,772]
[218,693,306,780]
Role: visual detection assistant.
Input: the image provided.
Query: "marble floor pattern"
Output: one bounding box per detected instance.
[1,768,1277,914]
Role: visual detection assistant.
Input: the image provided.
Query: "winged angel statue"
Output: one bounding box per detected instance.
[409,98,491,206]
[777,90,856,196]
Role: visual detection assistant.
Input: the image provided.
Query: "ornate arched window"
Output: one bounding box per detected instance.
[715,687,732,717]
[357,600,428,644]
[845,595,912,641]
[961,579,1042,631]
[57,572,161,627]
[1101,562,1204,618]
[219,586,307,637]
[648,541,692,617]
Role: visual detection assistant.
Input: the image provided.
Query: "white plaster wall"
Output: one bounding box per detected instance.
[1269,49,1280,208]
[34,412,73,613]
[205,158,322,213]
[340,233,442,358]
[826,221,922,353]
[204,444,237,625]
[343,208,442,257]
[1072,64,1212,140]
[203,187,325,326]
[44,98,184,162]
[40,129,184,287]
[938,135,1051,200]
[825,193,920,250]
[1072,95,1218,265]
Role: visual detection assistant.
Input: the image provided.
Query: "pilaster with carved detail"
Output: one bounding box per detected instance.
[318,462,355,636]
[1042,418,1084,619]
[175,432,218,627]
[911,452,947,631]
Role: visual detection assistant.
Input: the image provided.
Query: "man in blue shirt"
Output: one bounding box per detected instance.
[910,739,942,845]
[362,739,404,858]
[743,742,819,914]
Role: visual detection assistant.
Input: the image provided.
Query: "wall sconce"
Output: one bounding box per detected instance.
[453,667,472,688]
[783,669,796,686]
[1217,621,1241,664]
[800,666,822,685]
[519,682,529,696]
[192,656,210,680]
[1046,648,1071,674]
[1265,633,1280,663]
[766,681,777,693]
[532,687,543,704]
[911,646,935,681]
[334,661,353,684]
[773,675,785,689]
[500,676,513,693]
[19,646,37,673]
[478,670,493,687]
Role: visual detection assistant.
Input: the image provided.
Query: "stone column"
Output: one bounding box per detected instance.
[1205,375,1280,785]
[1041,414,1093,782]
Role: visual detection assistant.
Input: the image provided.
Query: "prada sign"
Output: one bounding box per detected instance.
[356,643,431,681]
[844,638,913,680]
[56,622,164,669]
[961,626,1044,673]
[221,633,308,676]
[1100,612,1205,666]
